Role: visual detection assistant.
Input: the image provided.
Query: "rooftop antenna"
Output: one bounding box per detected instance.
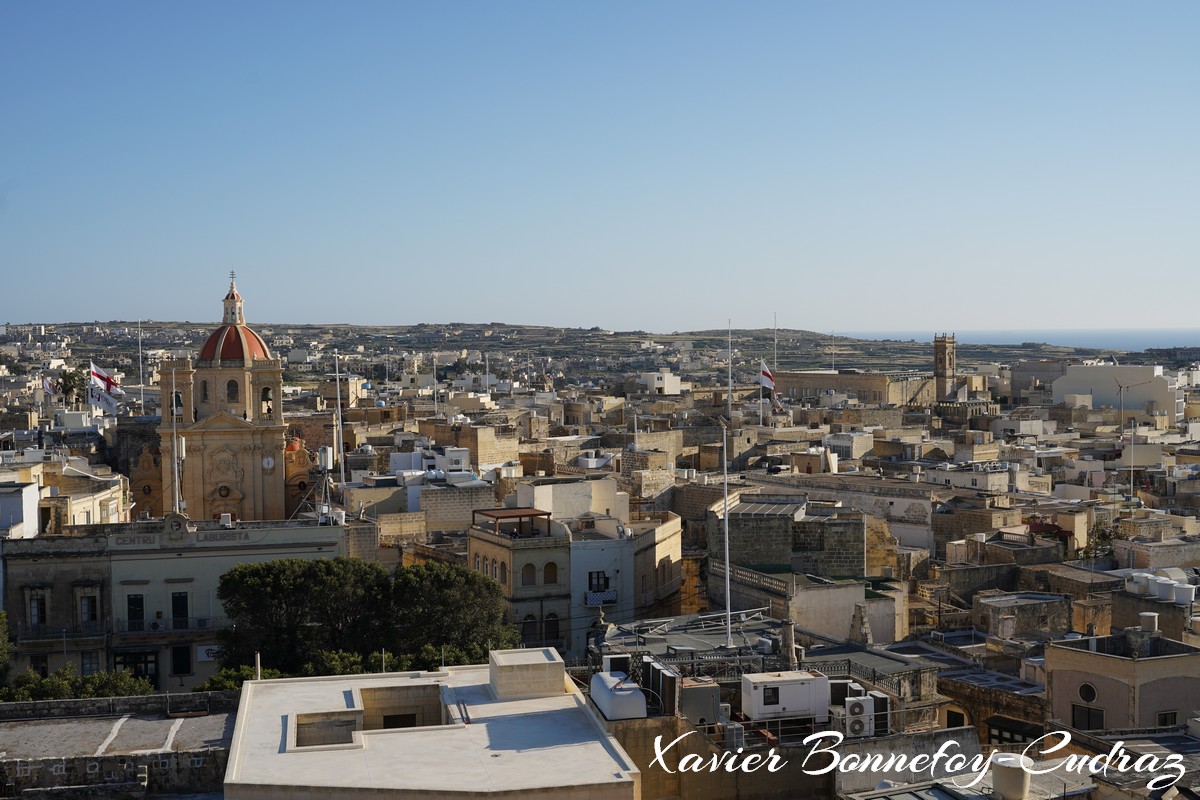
[1114,376,1152,504]
[171,369,181,514]
[432,352,439,417]
[721,417,732,649]
[334,350,346,484]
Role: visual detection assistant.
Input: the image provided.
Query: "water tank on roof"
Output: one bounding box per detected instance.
[1157,578,1176,601]
[1175,583,1196,606]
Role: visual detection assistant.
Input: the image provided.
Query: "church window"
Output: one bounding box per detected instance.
[201,381,208,402]
[227,380,239,403]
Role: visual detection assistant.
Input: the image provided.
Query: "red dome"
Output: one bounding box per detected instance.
[198,324,272,363]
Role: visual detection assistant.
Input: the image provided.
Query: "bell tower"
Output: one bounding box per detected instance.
[934,333,956,400]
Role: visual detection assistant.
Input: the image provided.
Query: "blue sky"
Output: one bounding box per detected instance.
[2,2,1196,332]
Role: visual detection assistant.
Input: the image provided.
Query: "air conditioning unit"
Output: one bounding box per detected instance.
[196,617,211,629]
[867,690,891,735]
[719,703,732,722]
[220,513,233,528]
[845,696,875,737]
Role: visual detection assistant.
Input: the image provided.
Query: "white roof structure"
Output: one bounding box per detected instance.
[224,648,640,799]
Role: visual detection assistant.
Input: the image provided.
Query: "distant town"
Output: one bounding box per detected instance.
[3,277,1200,799]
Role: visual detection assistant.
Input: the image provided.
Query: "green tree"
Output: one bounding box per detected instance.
[0,610,11,687]
[57,367,89,409]
[302,649,365,676]
[217,557,392,674]
[392,561,519,665]
[193,665,285,692]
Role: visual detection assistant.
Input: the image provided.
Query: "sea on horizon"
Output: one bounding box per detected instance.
[839,330,1200,352]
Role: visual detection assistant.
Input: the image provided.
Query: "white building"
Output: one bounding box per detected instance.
[1052,364,1184,423]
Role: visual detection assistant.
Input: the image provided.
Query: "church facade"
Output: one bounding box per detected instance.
[155,276,290,521]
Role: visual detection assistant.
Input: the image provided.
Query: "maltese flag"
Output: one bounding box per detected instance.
[90,362,126,395]
[759,361,775,391]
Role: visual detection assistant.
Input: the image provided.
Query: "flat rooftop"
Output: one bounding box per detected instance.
[0,712,234,760]
[225,649,638,798]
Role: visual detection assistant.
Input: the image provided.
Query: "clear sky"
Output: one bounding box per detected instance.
[2,2,1196,332]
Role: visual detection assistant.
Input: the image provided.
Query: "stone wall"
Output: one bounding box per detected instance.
[421,484,496,532]
[938,673,1047,743]
[931,562,1019,603]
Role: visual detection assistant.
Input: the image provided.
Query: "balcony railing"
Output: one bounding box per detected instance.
[115,616,230,634]
[585,589,618,607]
[17,621,106,641]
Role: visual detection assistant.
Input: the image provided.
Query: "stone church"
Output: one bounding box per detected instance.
[130,275,311,521]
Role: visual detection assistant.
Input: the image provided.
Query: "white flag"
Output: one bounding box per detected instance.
[759,361,775,391]
[90,362,126,395]
[88,385,120,414]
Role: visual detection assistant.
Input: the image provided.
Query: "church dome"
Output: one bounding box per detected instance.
[197,273,273,364]
[198,324,272,363]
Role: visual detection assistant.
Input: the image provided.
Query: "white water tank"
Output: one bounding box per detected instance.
[1157,578,1176,601]
[1175,583,1197,606]
[1141,612,1159,633]
[1134,573,1152,594]
[990,753,1033,800]
[1124,575,1140,594]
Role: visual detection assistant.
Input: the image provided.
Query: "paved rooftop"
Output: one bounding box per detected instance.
[0,712,234,760]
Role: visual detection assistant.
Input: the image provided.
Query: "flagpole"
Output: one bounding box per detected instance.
[726,320,733,421]
[138,320,145,413]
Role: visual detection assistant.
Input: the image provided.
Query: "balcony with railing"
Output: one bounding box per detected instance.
[17,621,106,641]
[585,589,619,607]
[115,616,231,635]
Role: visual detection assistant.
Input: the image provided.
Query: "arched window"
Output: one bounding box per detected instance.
[498,562,507,584]
[544,562,558,585]
[522,614,538,644]
[261,386,273,418]
[474,554,481,571]
[544,613,560,642]
[200,380,209,402]
[226,380,239,403]
[521,564,536,586]
[492,561,498,580]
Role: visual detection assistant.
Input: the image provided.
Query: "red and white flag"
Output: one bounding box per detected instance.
[759,361,775,391]
[90,362,126,395]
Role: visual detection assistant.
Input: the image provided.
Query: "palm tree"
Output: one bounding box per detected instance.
[57,367,88,410]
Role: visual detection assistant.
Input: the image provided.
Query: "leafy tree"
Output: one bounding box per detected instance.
[0,664,153,701]
[0,611,11,687]
[58,367,89,409]
[392,561,520,665]
[302,649,365,676]
[217,557,392,674]
[193,665,285,692]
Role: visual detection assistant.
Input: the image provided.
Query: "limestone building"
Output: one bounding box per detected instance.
[156,276,291,521]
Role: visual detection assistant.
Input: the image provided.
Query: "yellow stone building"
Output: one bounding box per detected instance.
[157,276,290,521]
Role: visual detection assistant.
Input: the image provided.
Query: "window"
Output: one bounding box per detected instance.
[1072,704,1104,730]
[1078,683,1097,703]
[171,645,192,676]
[114,651,159,689]
[172,592,189,630]
[588,571,610,592]
[1158,711,1179,727]
[29,654,48,678]
[763,687,780,706]
[79,594,98,623]
[947,710,966,728]
[544,562,558,584]
[544,613,559,642]
[522,614,538,645]
[127,594,144,632]
[28,588,47,627]
[521,563,536,586]
[80,651,100,677]
[475,554,481,571]
[201,380,209,402]
[227,379,239,403]
[498,563,507,584]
